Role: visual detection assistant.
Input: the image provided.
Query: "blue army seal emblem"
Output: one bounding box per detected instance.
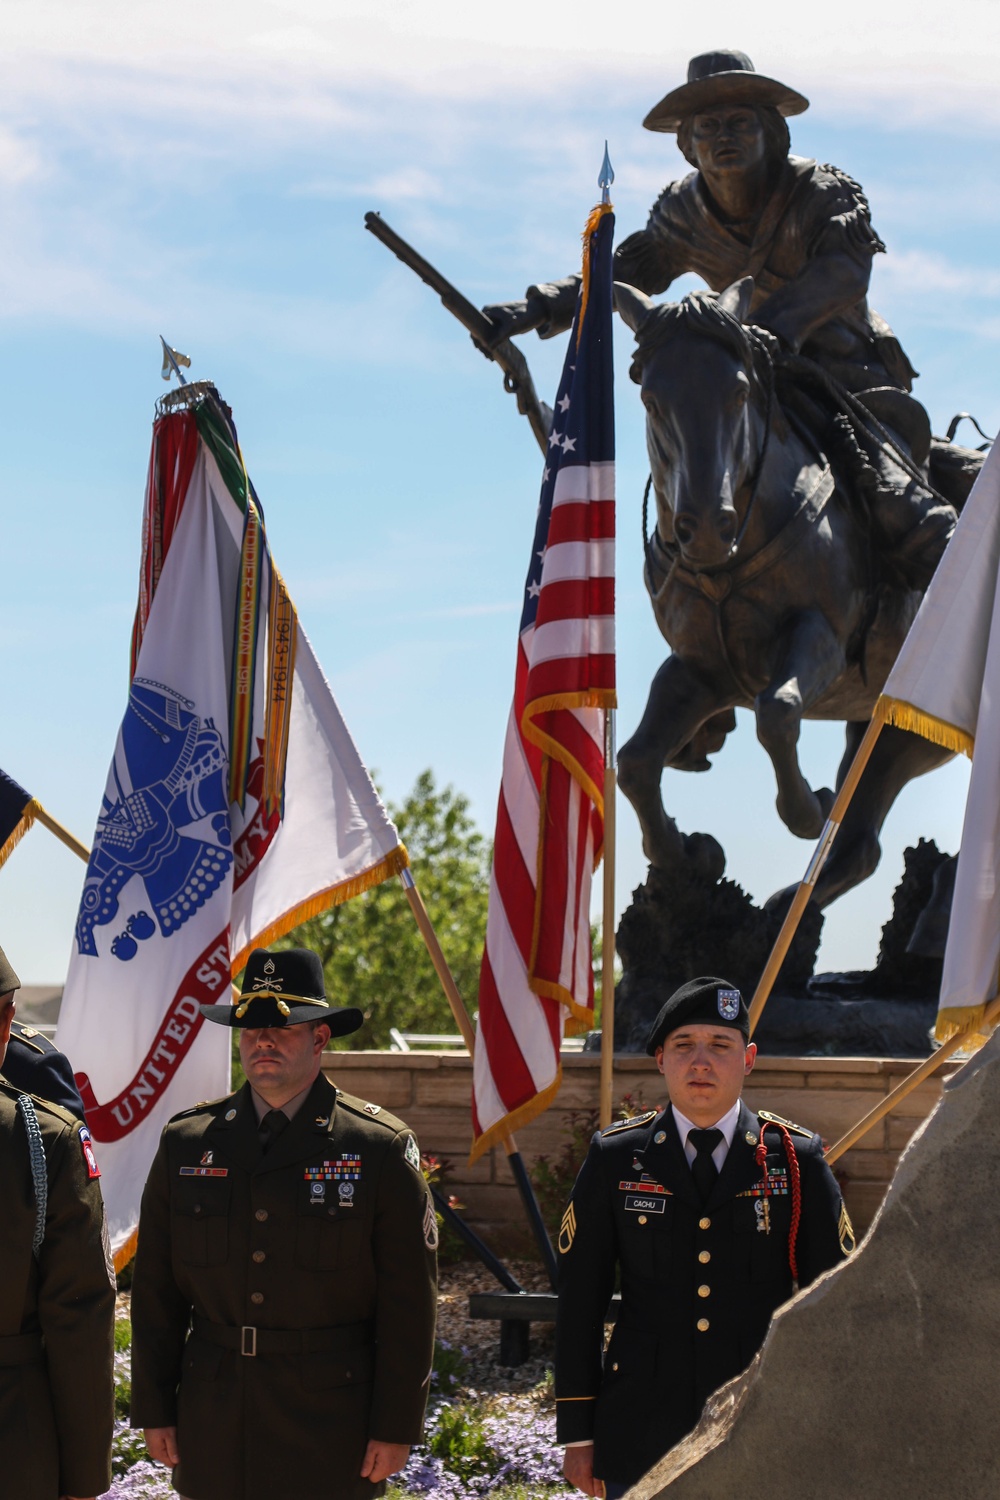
[717,987,742,1020]
[76,678,233,958]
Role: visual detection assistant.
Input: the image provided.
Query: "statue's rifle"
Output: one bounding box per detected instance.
[364,211,553,456]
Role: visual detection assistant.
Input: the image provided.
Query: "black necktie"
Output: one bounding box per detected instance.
[259,1109,290,1152]
[688,1127,724,1203]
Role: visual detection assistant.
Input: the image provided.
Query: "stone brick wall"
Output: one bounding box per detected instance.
[321,1051,957,1253]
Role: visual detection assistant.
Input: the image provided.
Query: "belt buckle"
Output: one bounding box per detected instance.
[241,1326,257,1357]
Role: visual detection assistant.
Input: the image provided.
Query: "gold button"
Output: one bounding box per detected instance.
[638,1215,647,1225]
[697,1318,710,1332]
[252,1250,265,1264]
[699,1250,711,1264]
[250,1292,264,1305]
[255,1209,268,1222]
[699,1217,711,1230]
[698,1284,711,1298]
[612,1362,619,1372]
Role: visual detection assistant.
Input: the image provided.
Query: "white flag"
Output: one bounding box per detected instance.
[57,386,406,1264]
[876,437,1000,1042]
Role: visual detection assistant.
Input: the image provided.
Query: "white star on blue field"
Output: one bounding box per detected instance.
[1,0,997,981]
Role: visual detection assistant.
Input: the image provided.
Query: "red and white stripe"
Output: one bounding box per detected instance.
[471,460,614,1156]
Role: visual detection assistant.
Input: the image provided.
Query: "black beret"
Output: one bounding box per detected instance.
[645,975,749,1055]
[0,942,20,996]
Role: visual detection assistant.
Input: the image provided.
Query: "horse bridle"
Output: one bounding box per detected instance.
[642,331,776,577]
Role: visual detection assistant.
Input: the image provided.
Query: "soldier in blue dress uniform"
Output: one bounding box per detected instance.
[556,976,854,1497]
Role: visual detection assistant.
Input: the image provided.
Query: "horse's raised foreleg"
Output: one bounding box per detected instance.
[618,654,729,878]
[755,608,845,839]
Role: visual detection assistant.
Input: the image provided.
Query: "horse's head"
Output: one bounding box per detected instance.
[616,276,766,571]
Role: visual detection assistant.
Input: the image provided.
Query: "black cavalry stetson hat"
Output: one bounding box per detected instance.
[645,975,750,1055]
[643,49,809,134]
[200,946,364,1035]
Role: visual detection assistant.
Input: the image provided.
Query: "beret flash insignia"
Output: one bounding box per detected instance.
[717,987,742,1020]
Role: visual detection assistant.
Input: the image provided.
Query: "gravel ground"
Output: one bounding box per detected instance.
[436,1259,557,1395]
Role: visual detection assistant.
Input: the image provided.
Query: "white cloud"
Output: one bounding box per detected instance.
[0,126,42,184]
[2,1,999,131]
[880,249,1000,302]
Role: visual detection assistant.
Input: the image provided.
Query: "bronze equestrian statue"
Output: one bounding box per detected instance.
[485,50,983,911]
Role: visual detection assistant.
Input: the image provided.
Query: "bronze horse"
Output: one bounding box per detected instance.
[614,275,954,909]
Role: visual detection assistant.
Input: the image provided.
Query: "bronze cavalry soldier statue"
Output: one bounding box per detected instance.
[0,942,116,1500]
[130,947,438,1500]
[555,977,853,1497]
[487,48,960,590]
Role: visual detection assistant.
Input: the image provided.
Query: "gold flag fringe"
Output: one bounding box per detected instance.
[0,798,41,870]
[113,1225,139,1274]
[522,689,617,816]
[577,201,614,348]
[468,1069,564,1165]
[874,696,974,759]
[230,844,410,976]
[262,563,298,818]
[934,1003,993,1050]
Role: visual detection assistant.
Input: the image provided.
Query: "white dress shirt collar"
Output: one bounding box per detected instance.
[671,1098,742,1172]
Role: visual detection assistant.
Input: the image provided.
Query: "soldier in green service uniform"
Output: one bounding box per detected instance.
[0,942,116,1500]
[130,946,438,1500]
[555,976,854,1498]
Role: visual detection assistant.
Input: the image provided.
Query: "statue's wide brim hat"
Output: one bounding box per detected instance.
[200,946,364,1034]
[644,49,809,134]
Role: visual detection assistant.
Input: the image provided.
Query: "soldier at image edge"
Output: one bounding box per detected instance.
[0,940,116,1500]
[129,945,438,1500]
[555,974,855,1498]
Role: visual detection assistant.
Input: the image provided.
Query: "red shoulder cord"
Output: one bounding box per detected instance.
[755,1123,802,1281]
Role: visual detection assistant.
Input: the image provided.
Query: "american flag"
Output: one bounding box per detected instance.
[471,203,615,1159]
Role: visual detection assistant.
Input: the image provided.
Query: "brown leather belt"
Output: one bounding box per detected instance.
[0,1332,44,1366]
[192,1314,371,1358]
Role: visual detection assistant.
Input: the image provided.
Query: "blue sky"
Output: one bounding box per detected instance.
[2,1,998,982]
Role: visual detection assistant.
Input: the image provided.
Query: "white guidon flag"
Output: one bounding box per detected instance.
[57,385,407,1265]
[875,436,1000,1043]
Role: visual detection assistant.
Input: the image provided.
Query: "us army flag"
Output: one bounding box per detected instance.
[875,437,1000,1043]
[57,386,407,1265]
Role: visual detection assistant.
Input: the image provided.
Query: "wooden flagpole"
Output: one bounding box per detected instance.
[31,804,90,864]
[599,710,617,1129]
[748,716,884,1038]
[398,865,559,1286]
[825,992,1000,1165]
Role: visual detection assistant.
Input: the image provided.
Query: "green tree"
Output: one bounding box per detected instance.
[281,769,491,1049]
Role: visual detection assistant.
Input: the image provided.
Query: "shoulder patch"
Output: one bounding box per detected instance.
[602,1109,658,1136]
[404,1134,422,1173]
[757,1108,815,1139]
[79,1125,101,1180]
